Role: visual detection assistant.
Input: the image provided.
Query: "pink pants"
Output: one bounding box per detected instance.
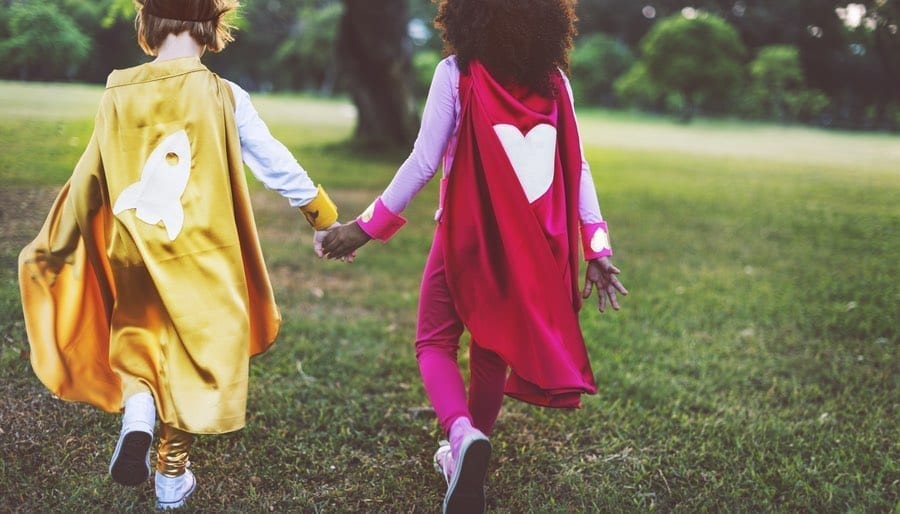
[416,230,509,436]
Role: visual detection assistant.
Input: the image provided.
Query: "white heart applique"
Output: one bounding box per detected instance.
[493,123,556,204]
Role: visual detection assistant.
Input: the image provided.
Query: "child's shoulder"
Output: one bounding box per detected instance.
[439,55,459,71]
[104,63,147,89]
[218,77,248,99]
[216,78,255,115]
[434,55,461,86]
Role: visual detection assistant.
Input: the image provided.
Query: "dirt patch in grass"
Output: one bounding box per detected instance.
[0,185,60,266]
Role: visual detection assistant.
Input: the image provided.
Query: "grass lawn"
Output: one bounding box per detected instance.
[0,80,897,513]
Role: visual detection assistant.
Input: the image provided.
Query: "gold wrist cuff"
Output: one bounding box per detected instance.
[299,185,338,230]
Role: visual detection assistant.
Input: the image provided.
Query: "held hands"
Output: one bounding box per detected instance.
[320,221,371,261]
[583,256,628,313]
[313,222,341,258]
[313,222,359,262]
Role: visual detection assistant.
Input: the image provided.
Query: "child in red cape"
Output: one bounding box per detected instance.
[322,1,627,512]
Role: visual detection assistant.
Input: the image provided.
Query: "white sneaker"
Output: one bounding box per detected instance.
[109,392,155,486]
[155,469,196,510]
[443,418,491,514]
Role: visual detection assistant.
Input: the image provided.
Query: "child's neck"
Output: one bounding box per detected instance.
[154,31,204,62]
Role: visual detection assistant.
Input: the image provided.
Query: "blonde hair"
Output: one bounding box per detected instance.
[135,0,239,55]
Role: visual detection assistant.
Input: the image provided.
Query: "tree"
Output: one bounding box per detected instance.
[337,0,419,149]
[569,33,634,107]
[746,45,828,122]
[639,12,746,121]
[273,3,343,93]
[207,0,325,91]
[78,0,144,83]
[749,45,804,120]
[868,0,900,93]
[0,2,91,81]
[838,0,900,129]
[613,62,666,112]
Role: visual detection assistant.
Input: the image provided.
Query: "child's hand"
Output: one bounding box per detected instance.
[313,222,342,258]
[583,257,628,313]
[321,221,371,261]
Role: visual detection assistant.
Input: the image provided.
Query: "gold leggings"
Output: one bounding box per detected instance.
[157,423,194,477]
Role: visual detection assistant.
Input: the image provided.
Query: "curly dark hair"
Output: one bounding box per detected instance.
[434,0,577,97]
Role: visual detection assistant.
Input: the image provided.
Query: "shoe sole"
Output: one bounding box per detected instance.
[110,431,152,486]
[443,437,491,514]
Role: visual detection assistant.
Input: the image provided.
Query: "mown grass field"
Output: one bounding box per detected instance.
[0,79,897,513]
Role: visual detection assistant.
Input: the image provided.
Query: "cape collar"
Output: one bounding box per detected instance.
[106,57,207,88]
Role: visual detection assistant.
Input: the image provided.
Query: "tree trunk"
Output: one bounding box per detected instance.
[337,0,419,149]
[679,91,696,123]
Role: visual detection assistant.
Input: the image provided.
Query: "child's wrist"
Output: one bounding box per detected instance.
[581,221,612,260]
[299,185,338,230]
[357,197,406,242]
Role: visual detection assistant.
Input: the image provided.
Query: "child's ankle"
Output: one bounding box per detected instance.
[122,392,156,434]
[448,416,473,438]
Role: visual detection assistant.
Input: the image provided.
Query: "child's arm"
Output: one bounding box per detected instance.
[374,57,458,220]
[559,72,613,263]
[321,58,459,258]
[560,71,627,310]
[226,80,337,231]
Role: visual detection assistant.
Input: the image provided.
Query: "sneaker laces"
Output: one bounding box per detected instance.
[433,440,454,485]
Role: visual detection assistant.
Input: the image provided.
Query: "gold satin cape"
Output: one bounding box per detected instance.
[19,57,280,434]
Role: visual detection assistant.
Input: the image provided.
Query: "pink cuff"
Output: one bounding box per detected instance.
[581,221,612,260]
[357,197,406,242]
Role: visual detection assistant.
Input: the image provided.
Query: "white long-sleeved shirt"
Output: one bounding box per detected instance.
[225,80,318,208]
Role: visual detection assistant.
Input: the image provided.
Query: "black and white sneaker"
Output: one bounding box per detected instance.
[109,392,155,486]
[443,427,491,514]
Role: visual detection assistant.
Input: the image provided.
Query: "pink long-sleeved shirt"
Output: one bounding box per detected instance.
[380,56,604,223]
[358,56,612,259]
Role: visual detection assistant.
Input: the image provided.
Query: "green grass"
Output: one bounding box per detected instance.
[0,80,897,513]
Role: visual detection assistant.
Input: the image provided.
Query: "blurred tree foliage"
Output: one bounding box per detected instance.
[637,12,746,121]
[0,0,896,130]
[203,0,342,92]
[569,32,634,107]
[580,0,898,128]
[0,2,91,80]
[411,48,441,97]
[743,45,829,122]
[272,3,342,93]
[613,62,668,112]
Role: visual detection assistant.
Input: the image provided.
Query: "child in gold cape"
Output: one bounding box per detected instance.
[18,0,339,508]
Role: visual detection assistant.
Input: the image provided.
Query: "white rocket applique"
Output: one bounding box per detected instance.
[493,123,556,204]
[113,130,192,241]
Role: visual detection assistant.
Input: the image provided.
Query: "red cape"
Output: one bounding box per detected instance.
[439,61,597,408]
